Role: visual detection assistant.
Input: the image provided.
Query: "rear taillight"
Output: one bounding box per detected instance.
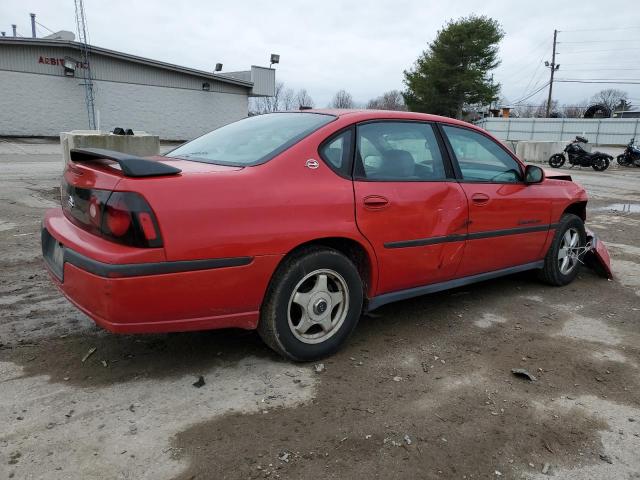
[61,180,162,248]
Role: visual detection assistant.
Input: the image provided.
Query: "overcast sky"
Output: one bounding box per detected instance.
[3,0,640,108]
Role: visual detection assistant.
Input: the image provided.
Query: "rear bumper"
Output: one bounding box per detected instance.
[42,213,281,334]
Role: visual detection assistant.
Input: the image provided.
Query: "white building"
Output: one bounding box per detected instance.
[0,35,275,140]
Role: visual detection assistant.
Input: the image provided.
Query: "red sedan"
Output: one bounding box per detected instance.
[42,110,612,360]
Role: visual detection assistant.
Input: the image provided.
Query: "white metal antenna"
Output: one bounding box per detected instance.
[74,0,97,130]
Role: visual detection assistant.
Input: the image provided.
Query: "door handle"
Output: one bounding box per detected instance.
[363,195,389,210]
[471,193,490,205]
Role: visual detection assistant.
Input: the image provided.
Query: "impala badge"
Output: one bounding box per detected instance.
[305,159,319,169]
[67,195,75,209]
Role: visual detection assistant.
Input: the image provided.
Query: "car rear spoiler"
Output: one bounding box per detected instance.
[70,148,182,178]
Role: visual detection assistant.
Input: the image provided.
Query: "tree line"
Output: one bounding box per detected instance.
[250,83,407,114]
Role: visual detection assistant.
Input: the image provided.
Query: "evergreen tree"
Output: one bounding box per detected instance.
[403,15,504,118]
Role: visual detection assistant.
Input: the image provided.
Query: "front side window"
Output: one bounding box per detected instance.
[355,122,446,181]
[442,125,522,183]
[167,113,335,166]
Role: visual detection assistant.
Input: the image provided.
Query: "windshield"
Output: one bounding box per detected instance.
[167,112,335,166]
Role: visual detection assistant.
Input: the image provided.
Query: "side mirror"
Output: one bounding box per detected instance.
[525,165,544,184]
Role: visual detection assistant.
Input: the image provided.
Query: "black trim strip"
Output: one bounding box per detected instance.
[367,261,545,311]
[65,249,252,278]
[42,227,252,279]
[384,223,558,249]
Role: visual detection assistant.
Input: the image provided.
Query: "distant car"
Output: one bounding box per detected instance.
[42,110,612,361]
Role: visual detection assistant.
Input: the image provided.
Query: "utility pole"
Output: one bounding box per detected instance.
[545,29,560,117]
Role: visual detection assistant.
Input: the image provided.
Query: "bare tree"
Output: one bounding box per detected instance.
[534,100,560,118]
[562,101,589,118]
[330,89,354,109]
[249,83,315,114]
[281,87,296,111]
[250,81,285,114]
[512,104,537,118]
[590,88,628,116]
[296,89,314,108]
[366,90,407,111]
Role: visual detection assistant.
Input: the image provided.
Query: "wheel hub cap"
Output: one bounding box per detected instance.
[312,298,329,315]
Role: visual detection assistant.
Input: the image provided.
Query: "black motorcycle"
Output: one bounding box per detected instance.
[548,136,612,171]
[616,138,640,167]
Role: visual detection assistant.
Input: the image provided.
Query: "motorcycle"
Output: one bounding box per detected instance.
[548,136,612,171]
[616,138,640,167]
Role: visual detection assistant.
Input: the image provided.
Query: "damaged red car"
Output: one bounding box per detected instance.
[42,110,612,360]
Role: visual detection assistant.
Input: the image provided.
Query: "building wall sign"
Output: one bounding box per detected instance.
[38,56,87,69]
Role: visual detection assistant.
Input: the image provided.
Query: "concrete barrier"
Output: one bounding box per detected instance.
[60,130,160,165]
[514,141,590,164]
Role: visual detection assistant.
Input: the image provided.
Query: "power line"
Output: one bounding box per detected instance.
[496,37,550,84]
[559,26,639,32]
[558,40,640,44]
[556,79,640,85]
[512,81,551,104]
[558,48,640,54]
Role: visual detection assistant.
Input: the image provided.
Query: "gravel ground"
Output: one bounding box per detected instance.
[0,139,639,480]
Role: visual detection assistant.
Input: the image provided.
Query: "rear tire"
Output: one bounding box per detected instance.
[592,157,609,171]
[539,214,586,286]
[258,247,363,361]
[548,154,565,168]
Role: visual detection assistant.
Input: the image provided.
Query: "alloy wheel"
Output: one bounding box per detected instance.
[558,227,581,275]
[287,269,350,344]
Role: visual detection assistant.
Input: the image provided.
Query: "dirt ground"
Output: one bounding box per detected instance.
[1,139,639,480]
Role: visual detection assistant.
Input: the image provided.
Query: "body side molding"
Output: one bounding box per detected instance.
[384,224,558,249]
[367,261,544,311]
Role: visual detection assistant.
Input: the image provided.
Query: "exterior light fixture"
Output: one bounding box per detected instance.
[214,63,223,73]
[202,82,211,91]
[270,53,280,68]
[63,57,76,77]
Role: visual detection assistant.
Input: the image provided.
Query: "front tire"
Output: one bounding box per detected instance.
[258,247,363,361]
[539,214,586,286]
[548,154,565,168]
[617,154,631,166]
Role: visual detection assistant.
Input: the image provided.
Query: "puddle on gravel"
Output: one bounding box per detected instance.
[593,203,640,214]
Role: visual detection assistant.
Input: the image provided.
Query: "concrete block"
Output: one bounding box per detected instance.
[514,141,591,164]
[60,130,160,165]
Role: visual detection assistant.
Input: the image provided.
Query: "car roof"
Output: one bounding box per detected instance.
[302,109,475,128]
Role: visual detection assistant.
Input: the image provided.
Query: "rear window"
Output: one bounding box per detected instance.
[167,112,335,166]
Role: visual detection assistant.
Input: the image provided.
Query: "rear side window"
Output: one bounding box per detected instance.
[167,113,335,166]
[442,125,522,183]
[319,129,353,176]
[355,122,446,181]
